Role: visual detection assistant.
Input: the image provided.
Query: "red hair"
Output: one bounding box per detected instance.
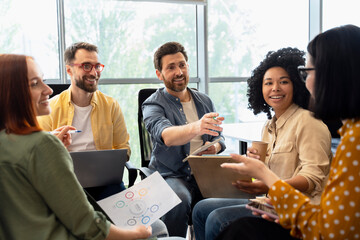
[0,54,41,134]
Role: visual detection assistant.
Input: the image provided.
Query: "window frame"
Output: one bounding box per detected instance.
[53,0,322,92]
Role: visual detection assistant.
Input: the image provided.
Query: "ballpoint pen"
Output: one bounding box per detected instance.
[50,130,82,134]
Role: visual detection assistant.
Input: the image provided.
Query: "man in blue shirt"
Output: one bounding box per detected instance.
[142,42,226,237]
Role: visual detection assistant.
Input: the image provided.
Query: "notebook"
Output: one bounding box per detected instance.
[70,149,127,188]
[187,155,255,199]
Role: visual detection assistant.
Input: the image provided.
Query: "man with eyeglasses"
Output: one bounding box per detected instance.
[37,42,130,200]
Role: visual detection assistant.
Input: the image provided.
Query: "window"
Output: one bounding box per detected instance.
[208,0,309,78]
[322,0,360,31]
[208,0,309,123]
[62,0,199,174]
[0,0,59,79]
[64,0,197,79]
[1,0,323,176]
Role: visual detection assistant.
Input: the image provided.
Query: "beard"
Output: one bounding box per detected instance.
[162,73,189,92]
[75,75,98,93]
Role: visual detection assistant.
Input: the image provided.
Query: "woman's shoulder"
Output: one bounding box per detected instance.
[293,107,325,125]
[286,107,330,137]
[11,131,64,155]
[27,130,58,141]
[0,131,65,166]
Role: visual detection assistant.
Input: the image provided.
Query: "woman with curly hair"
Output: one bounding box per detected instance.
[247,47,311,119]
[192,47,332,240]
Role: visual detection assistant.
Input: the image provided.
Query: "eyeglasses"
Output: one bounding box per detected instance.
[297,66,315,82]
[70,63,105,72]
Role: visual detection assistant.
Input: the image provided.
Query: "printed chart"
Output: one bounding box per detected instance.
[98,171,181,228]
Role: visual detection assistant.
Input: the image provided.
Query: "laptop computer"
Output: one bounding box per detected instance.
[187,155,255,199]
[70,149,127,188]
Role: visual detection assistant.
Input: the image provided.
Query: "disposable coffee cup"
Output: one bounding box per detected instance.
[251,141,268,162]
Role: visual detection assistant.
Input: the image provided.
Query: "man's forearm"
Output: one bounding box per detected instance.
[161,124,198,146]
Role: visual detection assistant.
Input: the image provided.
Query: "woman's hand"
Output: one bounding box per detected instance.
[106,225,152,240]
[221,154,280,188]
[129,225,152,239]
[52,125,76,148]
[251,198,280,224]
[233,179,269,195]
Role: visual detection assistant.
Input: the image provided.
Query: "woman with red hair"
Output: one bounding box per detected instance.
[0,54,152,240]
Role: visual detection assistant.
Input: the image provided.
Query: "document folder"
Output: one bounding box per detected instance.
[187,155,255,199]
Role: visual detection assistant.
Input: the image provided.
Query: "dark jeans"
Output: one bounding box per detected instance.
[161,176,203,238]
[215,217,299,240]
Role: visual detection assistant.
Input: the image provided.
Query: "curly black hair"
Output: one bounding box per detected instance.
[247,47,309,119]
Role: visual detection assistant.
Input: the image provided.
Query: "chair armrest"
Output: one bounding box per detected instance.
[138,167,155,180]
[125,161,138,187]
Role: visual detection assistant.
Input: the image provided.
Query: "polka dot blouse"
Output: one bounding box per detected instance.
[268,119,360,239]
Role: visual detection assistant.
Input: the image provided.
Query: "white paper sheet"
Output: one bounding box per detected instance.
[182,138,221,162]
[97,171,181,229]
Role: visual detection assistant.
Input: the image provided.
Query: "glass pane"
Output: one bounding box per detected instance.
[208,0,309,77]
[98,83,198,169]
[209,82,268,155]
[64,0,197,79]
[0,0,59,79]
[209,82,268,123]
[323,0,360,31]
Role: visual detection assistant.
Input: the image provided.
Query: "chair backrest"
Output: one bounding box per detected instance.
[47,84,70,98]
[138,88,157,168]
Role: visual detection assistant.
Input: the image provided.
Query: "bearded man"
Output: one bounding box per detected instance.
[37,42,130,200]
[142,41,226,237]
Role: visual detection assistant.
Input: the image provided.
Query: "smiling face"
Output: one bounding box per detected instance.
[27,58,53,116]
[156,52,189,94]
[262,66,294,118]
[66,49,100,93]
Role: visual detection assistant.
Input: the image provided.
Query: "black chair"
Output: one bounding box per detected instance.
[48,83,71,98]
[138,88,157,172]
[47,84,138,187]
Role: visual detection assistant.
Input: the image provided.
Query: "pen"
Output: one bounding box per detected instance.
[50,130,82,134]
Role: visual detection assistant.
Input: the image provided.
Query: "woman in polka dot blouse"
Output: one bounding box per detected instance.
[217,24,360,240]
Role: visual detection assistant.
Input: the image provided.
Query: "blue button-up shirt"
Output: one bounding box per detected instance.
[142,87,226,179]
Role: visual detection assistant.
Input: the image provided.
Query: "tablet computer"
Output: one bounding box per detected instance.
[187,155,255,199]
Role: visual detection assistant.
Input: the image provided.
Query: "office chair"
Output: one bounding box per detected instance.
[47,84,138,187]
[138,88,196,239]
[137,88,158,179]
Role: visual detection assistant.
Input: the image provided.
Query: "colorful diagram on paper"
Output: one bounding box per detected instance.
[97,171,181,229]
[113,188,160,226]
